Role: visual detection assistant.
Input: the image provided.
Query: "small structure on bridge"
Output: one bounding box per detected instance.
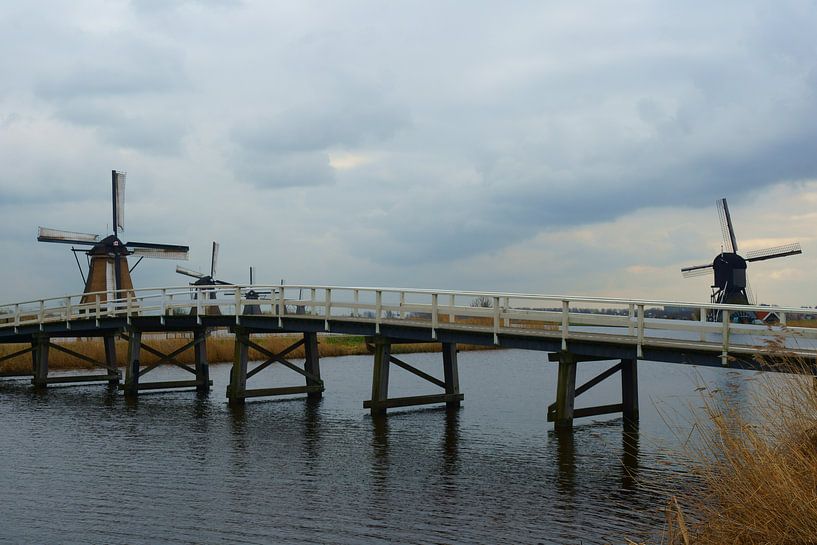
[681,197,802,320]
[37,170,190,308]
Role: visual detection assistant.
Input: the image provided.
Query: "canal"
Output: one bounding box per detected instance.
[0,348,759,544]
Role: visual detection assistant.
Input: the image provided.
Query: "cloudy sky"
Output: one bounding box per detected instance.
[2,1,817,307]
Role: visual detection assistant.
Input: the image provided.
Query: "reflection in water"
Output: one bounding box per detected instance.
[622,424,640,490]
[0,351,742,545]
[553,428,576,496]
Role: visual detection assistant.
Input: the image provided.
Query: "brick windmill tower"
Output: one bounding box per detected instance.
[38,170,189,308]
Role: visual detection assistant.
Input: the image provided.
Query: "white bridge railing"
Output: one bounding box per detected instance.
[1,285,816,362]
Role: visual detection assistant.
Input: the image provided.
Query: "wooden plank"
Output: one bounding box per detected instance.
[124,379,214,391]
[573,403,624,419]
[574,362,622,398]
[0,346,34,364]
[242,385,324,398]
[442,342,460,408]
[45,374,119,384]
[389,355,446,389]
[553,352,577,429]
[363,393,464,409]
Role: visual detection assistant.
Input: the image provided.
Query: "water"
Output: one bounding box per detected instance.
[0,349,761,544]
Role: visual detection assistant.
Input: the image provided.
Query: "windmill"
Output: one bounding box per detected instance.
[38,170,189,308]
[176,242,232,315]
[681,198,802,321]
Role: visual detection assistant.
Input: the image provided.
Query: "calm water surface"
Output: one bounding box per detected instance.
[0,349,761,544]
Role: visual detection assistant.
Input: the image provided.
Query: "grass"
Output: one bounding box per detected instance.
[640,351,817,545]
[0,333,492,374]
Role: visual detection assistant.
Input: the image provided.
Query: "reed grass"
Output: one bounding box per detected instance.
[649,351,817,545]
[0,334,491,374]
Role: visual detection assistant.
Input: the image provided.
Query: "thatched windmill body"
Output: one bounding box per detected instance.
[38,170,190,307]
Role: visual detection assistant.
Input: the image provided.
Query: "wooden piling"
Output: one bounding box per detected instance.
[228,328,249,405]
[123,330,142,397]
[620,358,639,425]
[103,334,119,386]
[303,331,322,399]
[194,328,209,393]
[554,351,577,430]
[369,338,391,416]
[442,342,460,408]
[32,335,49,389]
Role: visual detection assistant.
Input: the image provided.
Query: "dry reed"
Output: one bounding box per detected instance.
[655,351,817,545]
[0,334,491,374]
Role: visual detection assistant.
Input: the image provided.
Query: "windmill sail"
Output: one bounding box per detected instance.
[38,227,100,245]
[127,241,189,260]
[112,170,126,234]
[716,198,738,253]
[176,265,205,279]
[210,241,219,278]
[745,242,802,262]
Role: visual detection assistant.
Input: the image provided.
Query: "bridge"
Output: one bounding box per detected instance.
[1,284,815,429]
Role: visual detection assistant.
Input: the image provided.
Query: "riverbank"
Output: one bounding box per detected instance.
[0,334,493,374]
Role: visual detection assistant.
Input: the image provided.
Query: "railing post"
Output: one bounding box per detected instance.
[375,290,382,334]
[721,309,730,365]
[196,287,203,324]
[493,296,500,345]
[699,306,707,341]
[14,304,19,329]
[561,300,569,350]
[431,293,438,340]
[780,311,787,327]
[353,289,360,318]
[310,288,316,315]
[324,288,331,331]
[627,303,635,336]
[234,289,241,325]
[503,296,510,328]
[636,304,645,359]
[38,300,44,329]
[64,297,71,324]
[160,289,166,325]
[449,294,456,324]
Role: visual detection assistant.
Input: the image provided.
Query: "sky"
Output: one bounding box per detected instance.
[2,1,817,307]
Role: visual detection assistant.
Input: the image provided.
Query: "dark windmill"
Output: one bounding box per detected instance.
[38,170,189,308]
[681,198,802,320]
[176,241,232,315]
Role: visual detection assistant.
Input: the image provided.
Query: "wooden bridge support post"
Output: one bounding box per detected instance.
[303,331,322,399]
[194,329,209,393]
[227,328,249,405]
[620,358,639,425]
[370,338,391,416]
[32,335,50,390]
[103,335,119,387]
[123,330,142,397]
[554,352,577,430]
[442,342,461,408]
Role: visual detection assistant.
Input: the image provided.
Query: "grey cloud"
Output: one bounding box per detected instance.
[232,150,335,189]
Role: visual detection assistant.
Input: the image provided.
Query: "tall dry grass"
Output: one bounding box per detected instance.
[0,334,491,374]
[651,353,817,545]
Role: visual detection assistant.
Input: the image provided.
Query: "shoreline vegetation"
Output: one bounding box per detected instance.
[641,353,817,545]
[0,334,493,374]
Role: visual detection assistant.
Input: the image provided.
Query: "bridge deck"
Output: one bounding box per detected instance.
[1,284,815,369]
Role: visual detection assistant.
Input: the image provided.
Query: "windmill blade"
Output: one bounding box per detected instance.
[176,265,205,279]
[37,227,100,245]
[210,241,220,278]
[681,263,713,278]
[716,198,738,253]
[249,266,254,284]
[112,170,126,234]
[745,242,802,262]
[127,241,189,260]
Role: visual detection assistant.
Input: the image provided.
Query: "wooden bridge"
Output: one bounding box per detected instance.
[1,284,815,429]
